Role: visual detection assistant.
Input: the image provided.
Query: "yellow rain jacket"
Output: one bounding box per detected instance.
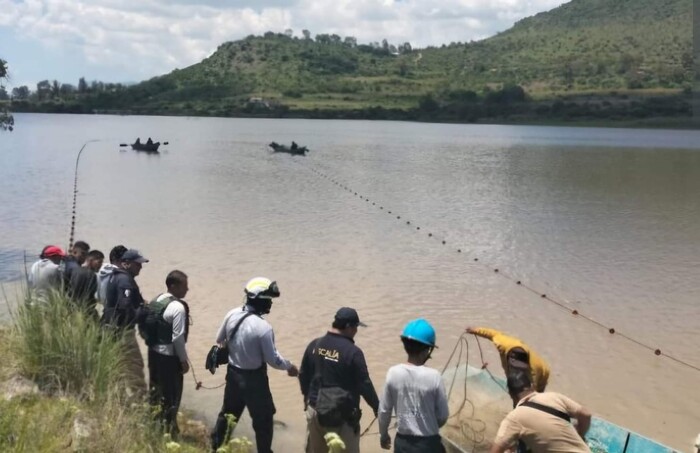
[471,327,550,392]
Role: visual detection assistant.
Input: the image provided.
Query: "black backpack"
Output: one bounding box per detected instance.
[312,339,354,427]
[136,294,175,347]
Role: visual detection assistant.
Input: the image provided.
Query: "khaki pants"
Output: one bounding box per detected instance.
[305,406,359,453]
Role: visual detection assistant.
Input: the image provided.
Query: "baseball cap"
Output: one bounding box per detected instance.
[42,245,66,258]
[506,369,532,395]
[334,307,367,327]
[120,249,149,263]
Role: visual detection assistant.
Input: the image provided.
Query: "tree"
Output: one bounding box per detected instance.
[60,83,76,96]
[302,29,311,40]
[12,86,30,100]
[315,34,330,44]
[389,44,398,54]
[284,28,293,38]
[0,87,8,101]
[0,58,13,131]
[343,36,357,48]
[382,39,389,51]
[51,80,60,98]
[36,80,51,100]
[78,77,88,93]
[330,34,341,45]
[402,42,412,53]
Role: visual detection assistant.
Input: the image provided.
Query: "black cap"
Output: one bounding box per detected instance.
[121,249,149,263]
[507,369,532,395]
[334,307,367,328]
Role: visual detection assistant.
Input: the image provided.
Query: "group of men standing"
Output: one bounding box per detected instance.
[28,242,593,453]
[208,277,448,453]
[213,279,593,453]
[27,242,188,437]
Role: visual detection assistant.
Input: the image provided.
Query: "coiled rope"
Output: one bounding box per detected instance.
[298,161,700,374]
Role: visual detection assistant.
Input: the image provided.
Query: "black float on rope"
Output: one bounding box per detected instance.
[300,161,700,374]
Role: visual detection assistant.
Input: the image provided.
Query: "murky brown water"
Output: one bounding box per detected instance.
[1,114,699,451]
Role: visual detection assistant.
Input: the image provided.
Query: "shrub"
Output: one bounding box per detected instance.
[10,290,129,400]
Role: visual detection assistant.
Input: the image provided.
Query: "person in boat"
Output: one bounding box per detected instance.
[135,138,141,145]
[146,137,153,146]
[378,319,449,452]
[466,326,550,392]
[490,370,591,453]
[291,141,298,150]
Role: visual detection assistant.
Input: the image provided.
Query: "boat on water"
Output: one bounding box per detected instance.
[131,141,160,153]
[269,141,308,155]
[441,366,679,453]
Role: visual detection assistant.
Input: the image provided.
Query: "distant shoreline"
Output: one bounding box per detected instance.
[8,107,697,130]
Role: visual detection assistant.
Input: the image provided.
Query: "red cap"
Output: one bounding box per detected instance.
[42,246,66,258]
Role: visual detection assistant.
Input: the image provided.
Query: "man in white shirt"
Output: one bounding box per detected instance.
[143,270,190,436]
[210,277,299,453]
[379,318,449,453]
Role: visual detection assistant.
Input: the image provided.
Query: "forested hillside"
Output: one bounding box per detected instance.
[9,0,692,124]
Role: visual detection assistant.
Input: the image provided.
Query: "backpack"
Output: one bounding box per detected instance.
[137,294,176,347]
[312,339,354,427]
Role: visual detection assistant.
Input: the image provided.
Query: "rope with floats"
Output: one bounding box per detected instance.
[69,139,170,249]
[297,161,700,374]
[68,140,100,250]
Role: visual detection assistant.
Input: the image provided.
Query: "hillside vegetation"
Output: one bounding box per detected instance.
[8,0,693,124]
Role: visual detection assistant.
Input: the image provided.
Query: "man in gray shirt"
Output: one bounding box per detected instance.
[28,245,65,302]
[211,277,299,453]
[379,319,449,453]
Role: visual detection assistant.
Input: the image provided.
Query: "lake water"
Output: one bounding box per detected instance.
[1,113,699,451]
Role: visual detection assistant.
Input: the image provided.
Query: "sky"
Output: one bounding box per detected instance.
[0,0,565,90]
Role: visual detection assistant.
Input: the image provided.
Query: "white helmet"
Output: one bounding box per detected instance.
[244,277,280,300]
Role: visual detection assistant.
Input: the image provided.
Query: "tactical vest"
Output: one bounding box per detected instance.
[142,294,190,347]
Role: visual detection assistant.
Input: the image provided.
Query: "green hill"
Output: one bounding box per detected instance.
[10,0,693,123]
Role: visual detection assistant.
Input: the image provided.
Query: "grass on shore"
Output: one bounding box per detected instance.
[0,289,211,452]
[1,288,347,452]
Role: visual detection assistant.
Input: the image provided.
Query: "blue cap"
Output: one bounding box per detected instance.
[121,249,149,263]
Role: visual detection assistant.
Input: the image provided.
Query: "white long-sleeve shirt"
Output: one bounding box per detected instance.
[378,363,450,438]
[216,306,291,371]
[150,293,189,364]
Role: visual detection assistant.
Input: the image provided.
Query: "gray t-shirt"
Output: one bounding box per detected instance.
[28,259,62,300]
[378,363,450,438]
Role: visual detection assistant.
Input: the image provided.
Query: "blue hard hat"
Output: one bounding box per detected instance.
[401,318,437,347]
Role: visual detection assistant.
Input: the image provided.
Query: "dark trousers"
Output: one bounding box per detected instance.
[148,349,183,436]
[395,433,445,453]
[211,364,276,453]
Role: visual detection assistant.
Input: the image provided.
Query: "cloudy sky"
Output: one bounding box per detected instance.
[0,0,565,89]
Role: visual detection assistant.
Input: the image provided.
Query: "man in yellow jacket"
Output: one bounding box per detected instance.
[466,327,550,392]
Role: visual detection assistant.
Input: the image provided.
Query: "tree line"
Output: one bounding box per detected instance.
[3,77,128,101]
[259,29,413,56]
